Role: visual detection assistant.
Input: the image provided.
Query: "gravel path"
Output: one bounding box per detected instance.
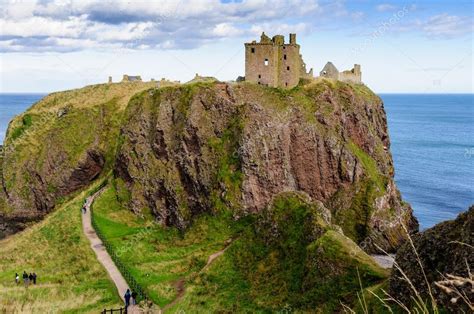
[82,189,141,313]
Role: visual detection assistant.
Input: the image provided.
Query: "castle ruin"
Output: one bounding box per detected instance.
[122,74,142,82]
[319,62,362,84]
[244,32,313,89]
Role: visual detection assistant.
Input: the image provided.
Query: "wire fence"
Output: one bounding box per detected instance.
[88,180,149,303]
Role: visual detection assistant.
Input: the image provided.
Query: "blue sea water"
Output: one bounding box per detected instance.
[381,94,473,229]
[0,93,473,229]
[0,94,45,143]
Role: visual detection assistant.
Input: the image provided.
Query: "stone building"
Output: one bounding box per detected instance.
[122,74,142,82]
[244,32,313,89]
[320,62,362,84]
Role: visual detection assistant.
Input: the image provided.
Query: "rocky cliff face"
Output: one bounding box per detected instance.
[1,79,417,250]
[0,82,156,237]
[389,206,473,312]
[114,80,417,252]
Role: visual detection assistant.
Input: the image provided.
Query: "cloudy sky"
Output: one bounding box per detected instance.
[0,0,472,93]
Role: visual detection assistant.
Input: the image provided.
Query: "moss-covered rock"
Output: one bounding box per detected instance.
[389,206,473,312]
[221,192,388,311]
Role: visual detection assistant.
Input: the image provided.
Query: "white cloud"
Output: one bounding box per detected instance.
[418,14,473,38]
[376,4,397,12]
[212,23,243,37]
[0,0,330,52]
[250,22,311,37]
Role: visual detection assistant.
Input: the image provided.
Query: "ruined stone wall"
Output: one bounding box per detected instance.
[339,71,361,83]
[245,42,302,88]
[319,63,362,84]
[277,44,301,88]
[245,43,279,87]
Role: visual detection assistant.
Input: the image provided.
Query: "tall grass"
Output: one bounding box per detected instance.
[349,222,473,313]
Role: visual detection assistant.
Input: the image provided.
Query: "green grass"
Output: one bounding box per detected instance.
[92,187,388,312]
[92,183,237,308]
[347,141,387,193]
[0,187,121,313]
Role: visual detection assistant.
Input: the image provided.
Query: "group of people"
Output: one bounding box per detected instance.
[15,271,37,287]
[124,289,138,308]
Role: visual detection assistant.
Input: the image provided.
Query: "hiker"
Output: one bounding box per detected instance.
[15,273,19,284]
[131,290,137,305]
[82,205,86,214]
[29,273,33,284]
[124,289,131,308]
[22,271,28,287]
[32,272,37,285]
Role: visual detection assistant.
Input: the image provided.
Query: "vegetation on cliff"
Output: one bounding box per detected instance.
[0,82,156,236]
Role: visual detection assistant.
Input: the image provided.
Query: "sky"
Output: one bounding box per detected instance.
[0,0,472,93]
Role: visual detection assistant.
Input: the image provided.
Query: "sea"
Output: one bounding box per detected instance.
[0,93,473,229]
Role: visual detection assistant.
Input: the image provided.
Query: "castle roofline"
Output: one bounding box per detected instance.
[244,32,298,47]
[244,42,299,48]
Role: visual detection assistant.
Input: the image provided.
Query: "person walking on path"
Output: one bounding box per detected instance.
[124,289,131,308]
[131,290,137,305]
[32,272,37,285]
[15,273,19,284]
[22,271,28,287]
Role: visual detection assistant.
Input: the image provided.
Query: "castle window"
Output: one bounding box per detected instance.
[285,82,288,86]
[258,74,261,78]
[264,58,269,66]
[251,47,255,53]
[287,66,290,71]
[284,54,287,60]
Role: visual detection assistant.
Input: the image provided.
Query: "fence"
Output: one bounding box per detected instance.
[101,307,126,314]
[88,180,149,302]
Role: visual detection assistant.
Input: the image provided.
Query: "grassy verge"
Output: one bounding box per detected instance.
[0,188,121,313]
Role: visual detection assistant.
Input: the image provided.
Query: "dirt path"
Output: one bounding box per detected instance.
[162,239,233,312]
[82,189,141,313]
[161,278,186,312]
[201,239,233,273]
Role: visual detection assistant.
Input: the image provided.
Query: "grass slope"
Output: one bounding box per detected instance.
[93,186,388,313]
[92,184,237,308]
[0,188,121,313]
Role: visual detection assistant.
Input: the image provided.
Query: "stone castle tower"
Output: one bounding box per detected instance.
[245,32,313,89]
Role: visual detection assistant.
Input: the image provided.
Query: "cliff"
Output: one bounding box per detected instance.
[389,206,473,312]
[0,82,156,237]
[116,79,418,252]
[0,79,417,252]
